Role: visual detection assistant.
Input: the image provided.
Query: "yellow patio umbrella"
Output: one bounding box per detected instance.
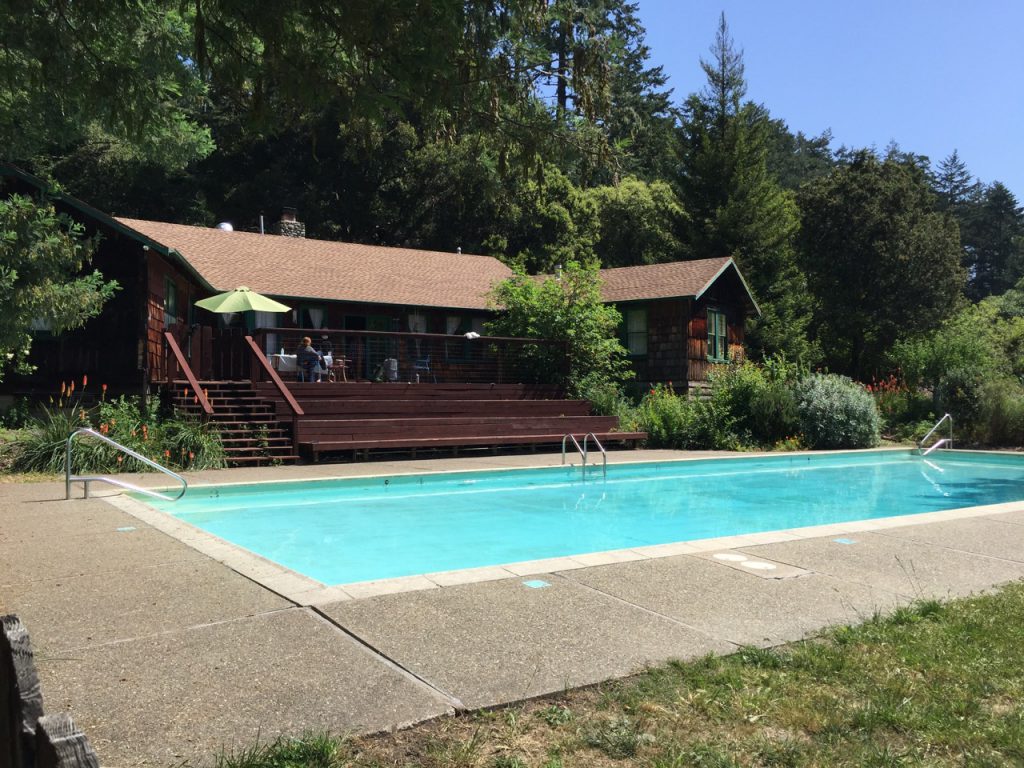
[194,286,291,314]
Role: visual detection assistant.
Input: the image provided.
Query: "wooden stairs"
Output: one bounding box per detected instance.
[170,380,298,466]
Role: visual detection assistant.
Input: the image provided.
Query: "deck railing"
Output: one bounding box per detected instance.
[244,328,568,388]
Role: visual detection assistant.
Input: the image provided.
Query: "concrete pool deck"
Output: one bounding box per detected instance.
[3,448,1024,764]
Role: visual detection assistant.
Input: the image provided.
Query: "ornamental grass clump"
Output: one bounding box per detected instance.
[9,376,225,474]
[796,373,881,449]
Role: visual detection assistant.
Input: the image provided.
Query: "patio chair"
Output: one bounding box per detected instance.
[413,354,435,383]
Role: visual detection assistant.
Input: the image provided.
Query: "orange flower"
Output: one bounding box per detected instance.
[101,383,107,392]
[188,452,195,461]
[117,455,123,464]
[82,374,88,388]
[164,450,171,458]
[60,381,66,396]
[69,380,75,393]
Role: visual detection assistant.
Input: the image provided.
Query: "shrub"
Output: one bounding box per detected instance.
[636,384,694,448]
[487,261,633,396]
[970,377,1024,446]
[0,397,32,428]
[634,384,740,451]
[709,357,800,447]
[796,373,881,449]
[582,380,641,433]
[10,390,225,474]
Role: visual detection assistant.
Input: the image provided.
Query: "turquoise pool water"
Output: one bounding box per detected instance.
[143,450,1024,585]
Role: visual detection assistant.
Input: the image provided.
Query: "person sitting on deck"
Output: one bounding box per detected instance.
[319,334,334,357]
[296,336,324,382]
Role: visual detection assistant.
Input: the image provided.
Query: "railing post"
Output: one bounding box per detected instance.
[33,714,100,768]
[1,615,45,768]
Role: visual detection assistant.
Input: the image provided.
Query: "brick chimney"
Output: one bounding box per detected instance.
[274,207,306,238]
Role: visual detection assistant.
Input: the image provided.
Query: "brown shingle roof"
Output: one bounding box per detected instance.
[599,257,758,314]
[116,218,515,310]
[114,217,757,313]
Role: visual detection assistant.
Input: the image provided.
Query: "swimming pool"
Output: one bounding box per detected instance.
[140,450,1024,586]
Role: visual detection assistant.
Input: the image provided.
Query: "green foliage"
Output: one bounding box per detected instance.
[868,374,933,439]
[581,177,689,267]
[632,357,806,451]
[9,388,224,474]
[636,384,697,448]
[1,0,212,169]
[633,383,739,451]
[486,261,632,396]
[0,194,119,381]
[581,716,646,759]
[890,299,1024,444]
[582,380,642,433]
[797,151,967,378]
[0,398,32,428]
[708,357,801,446]
[962,182,1024,300]
[795,374,881,450]
[214,732,344,768]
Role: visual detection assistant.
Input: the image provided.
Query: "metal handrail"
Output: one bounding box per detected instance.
[65,428,188,501]
[583,432,607,478]
[562,433,586,470]
[917,413,953,455]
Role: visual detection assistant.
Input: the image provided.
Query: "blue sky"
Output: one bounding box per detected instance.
[636,1,1024,198]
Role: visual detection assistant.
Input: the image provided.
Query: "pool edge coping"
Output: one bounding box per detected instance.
[101,449,1024,605]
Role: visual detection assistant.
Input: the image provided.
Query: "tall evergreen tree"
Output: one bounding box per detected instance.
[968,182,1024,299]
[934,150,977,212]
[677,13,813,362]
[797,151,966,378]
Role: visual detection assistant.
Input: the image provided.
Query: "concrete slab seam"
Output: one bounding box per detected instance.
[549,571,739,652]
[306,606,467,713]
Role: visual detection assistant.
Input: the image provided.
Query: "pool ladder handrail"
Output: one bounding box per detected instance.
[65,427,188,501]
[561,432,607,477]
[917,413,953,456]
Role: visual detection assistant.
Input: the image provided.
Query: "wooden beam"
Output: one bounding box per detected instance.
[163,332,214,416]
[33,714,100,768]
[0,615,44,768]
[244,336,304,416]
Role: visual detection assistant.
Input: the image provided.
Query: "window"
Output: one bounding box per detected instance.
[624,308,648,356]
[164,277,178,328]
[301,306,327,329]
[407,313,427,334]
[707,308,728,362]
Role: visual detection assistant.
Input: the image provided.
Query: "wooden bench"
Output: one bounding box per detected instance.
[271,398,595,418]
[299,431,646,459]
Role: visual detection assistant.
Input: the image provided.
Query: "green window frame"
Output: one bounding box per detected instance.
[707,308,728,362]
[624,308,648,357]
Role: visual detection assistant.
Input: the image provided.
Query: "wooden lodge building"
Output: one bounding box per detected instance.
[1,164,759,463]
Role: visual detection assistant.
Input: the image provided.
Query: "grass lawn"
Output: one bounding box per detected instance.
[214,583,1024,768]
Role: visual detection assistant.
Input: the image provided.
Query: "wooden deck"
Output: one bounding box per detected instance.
[252,381,644,461]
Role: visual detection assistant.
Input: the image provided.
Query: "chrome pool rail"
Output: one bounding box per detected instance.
[583,432,607,477]
[917,413,953,456]
[562,433,585,467]
[65,427,188,501]
[561,432,607,477]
